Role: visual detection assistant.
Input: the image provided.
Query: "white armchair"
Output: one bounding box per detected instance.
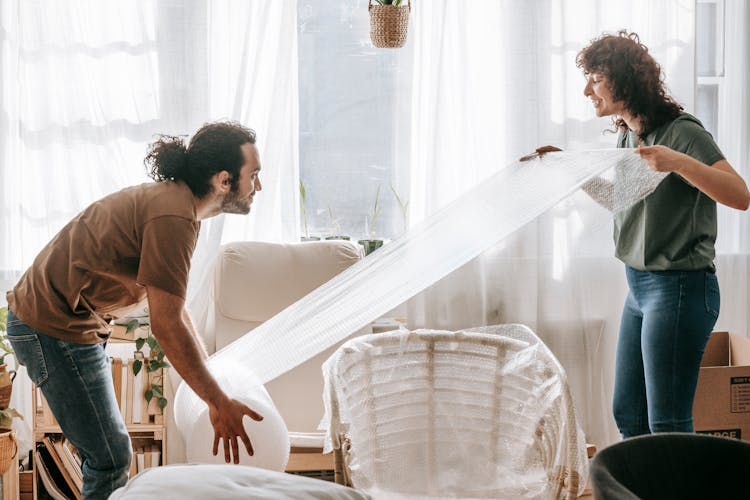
[204,239,365,433]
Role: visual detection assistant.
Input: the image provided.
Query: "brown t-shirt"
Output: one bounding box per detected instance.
[6,181,200,344]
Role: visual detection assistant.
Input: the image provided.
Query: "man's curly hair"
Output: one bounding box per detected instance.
[576,30,683,140]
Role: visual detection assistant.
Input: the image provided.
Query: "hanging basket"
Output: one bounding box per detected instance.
[368,0,411,49]
[0,431,17,475]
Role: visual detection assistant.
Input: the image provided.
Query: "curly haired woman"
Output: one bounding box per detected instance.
[576,31,749,438]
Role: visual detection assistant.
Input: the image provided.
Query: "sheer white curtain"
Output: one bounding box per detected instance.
[0,0,298,457]
[185,0,299,332]
[1,0,165,454]
[713,0,750,338]
[405,0,698,447]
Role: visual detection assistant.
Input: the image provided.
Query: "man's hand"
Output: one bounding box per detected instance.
[209,396,264,464]
[519,145,563,162]
[635,145,687,173]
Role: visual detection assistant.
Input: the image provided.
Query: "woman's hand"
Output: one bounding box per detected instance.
[519,145,562,162]
[635,145,688,173]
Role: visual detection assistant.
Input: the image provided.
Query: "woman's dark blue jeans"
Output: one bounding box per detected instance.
[6,309,132,500]
[613,265,720,438]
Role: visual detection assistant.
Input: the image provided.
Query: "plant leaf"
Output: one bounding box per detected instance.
[145,389,153,403]
[133,359,142,376]
[135,338,146,351]
[146,336,159,350]
[152,385,163,398]
[158,397,168,410]
[0,306,7,331]
[125,319,140,334]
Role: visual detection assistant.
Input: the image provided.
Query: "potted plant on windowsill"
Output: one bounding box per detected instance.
[299,180,320,242]
[325,205,351,241]
[391,183,409,235]
[358,184,384,256]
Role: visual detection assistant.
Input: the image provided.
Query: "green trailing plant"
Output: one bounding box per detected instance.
[0,307,12,365]
[127,320,170,412]
[390,184,409,234]
[300,179,310,239]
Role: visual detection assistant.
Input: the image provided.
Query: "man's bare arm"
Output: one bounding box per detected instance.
[146,285,262,463]
[181,307,208,360]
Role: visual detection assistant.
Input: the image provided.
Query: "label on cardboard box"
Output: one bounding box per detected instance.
[730,376,750,413]
[696,428,742,440]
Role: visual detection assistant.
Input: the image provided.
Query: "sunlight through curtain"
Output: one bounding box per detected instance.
[405,0,697,447]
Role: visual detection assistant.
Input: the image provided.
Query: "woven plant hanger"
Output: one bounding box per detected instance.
[368,0,411,48]
[0,430,17,475]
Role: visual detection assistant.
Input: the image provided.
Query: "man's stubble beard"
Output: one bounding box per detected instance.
[221,190,252,215]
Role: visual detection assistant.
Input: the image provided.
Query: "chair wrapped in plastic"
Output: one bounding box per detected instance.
[321,324,588,499]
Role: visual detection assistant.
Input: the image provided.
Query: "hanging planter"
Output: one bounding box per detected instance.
[368,0,411,49]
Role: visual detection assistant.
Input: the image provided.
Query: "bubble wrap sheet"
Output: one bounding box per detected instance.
[175,149,666,458]
[321,324,587,499]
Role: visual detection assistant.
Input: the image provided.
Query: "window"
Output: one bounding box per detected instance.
[297,1,412,241]
[695,0,725,139]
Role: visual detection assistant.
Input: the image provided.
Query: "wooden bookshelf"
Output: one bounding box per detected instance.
[32,353,168,499]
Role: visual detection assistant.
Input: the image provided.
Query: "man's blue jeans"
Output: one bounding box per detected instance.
[613,266,720,438]
[6,309,132,499]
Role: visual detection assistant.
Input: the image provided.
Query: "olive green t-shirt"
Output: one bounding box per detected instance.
[6,181,200,344]
[614,113,725,271]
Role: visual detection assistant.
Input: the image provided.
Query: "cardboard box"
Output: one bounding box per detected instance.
[693,332,750,441]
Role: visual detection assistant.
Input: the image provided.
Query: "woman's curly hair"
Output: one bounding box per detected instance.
[576,30,683,140]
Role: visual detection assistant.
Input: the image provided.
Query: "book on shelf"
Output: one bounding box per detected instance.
[120,360,129,420]
[133,444,162,473]
[132,358,143,425]
[36,442,77,500]
[150,447,161,468]
[112,357,123,406]
[41,435,82,499]
[34,351,168,498]
[125,358,135,424]
[35,355,165,428]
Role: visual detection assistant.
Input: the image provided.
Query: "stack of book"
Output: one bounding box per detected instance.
[131,442,162,476]
[36,435,82,499]
[34,354,167,498]
[35,356,165,429]
[35,435,163,499]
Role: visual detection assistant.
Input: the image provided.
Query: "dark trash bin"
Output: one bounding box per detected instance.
[590,432,750,500]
